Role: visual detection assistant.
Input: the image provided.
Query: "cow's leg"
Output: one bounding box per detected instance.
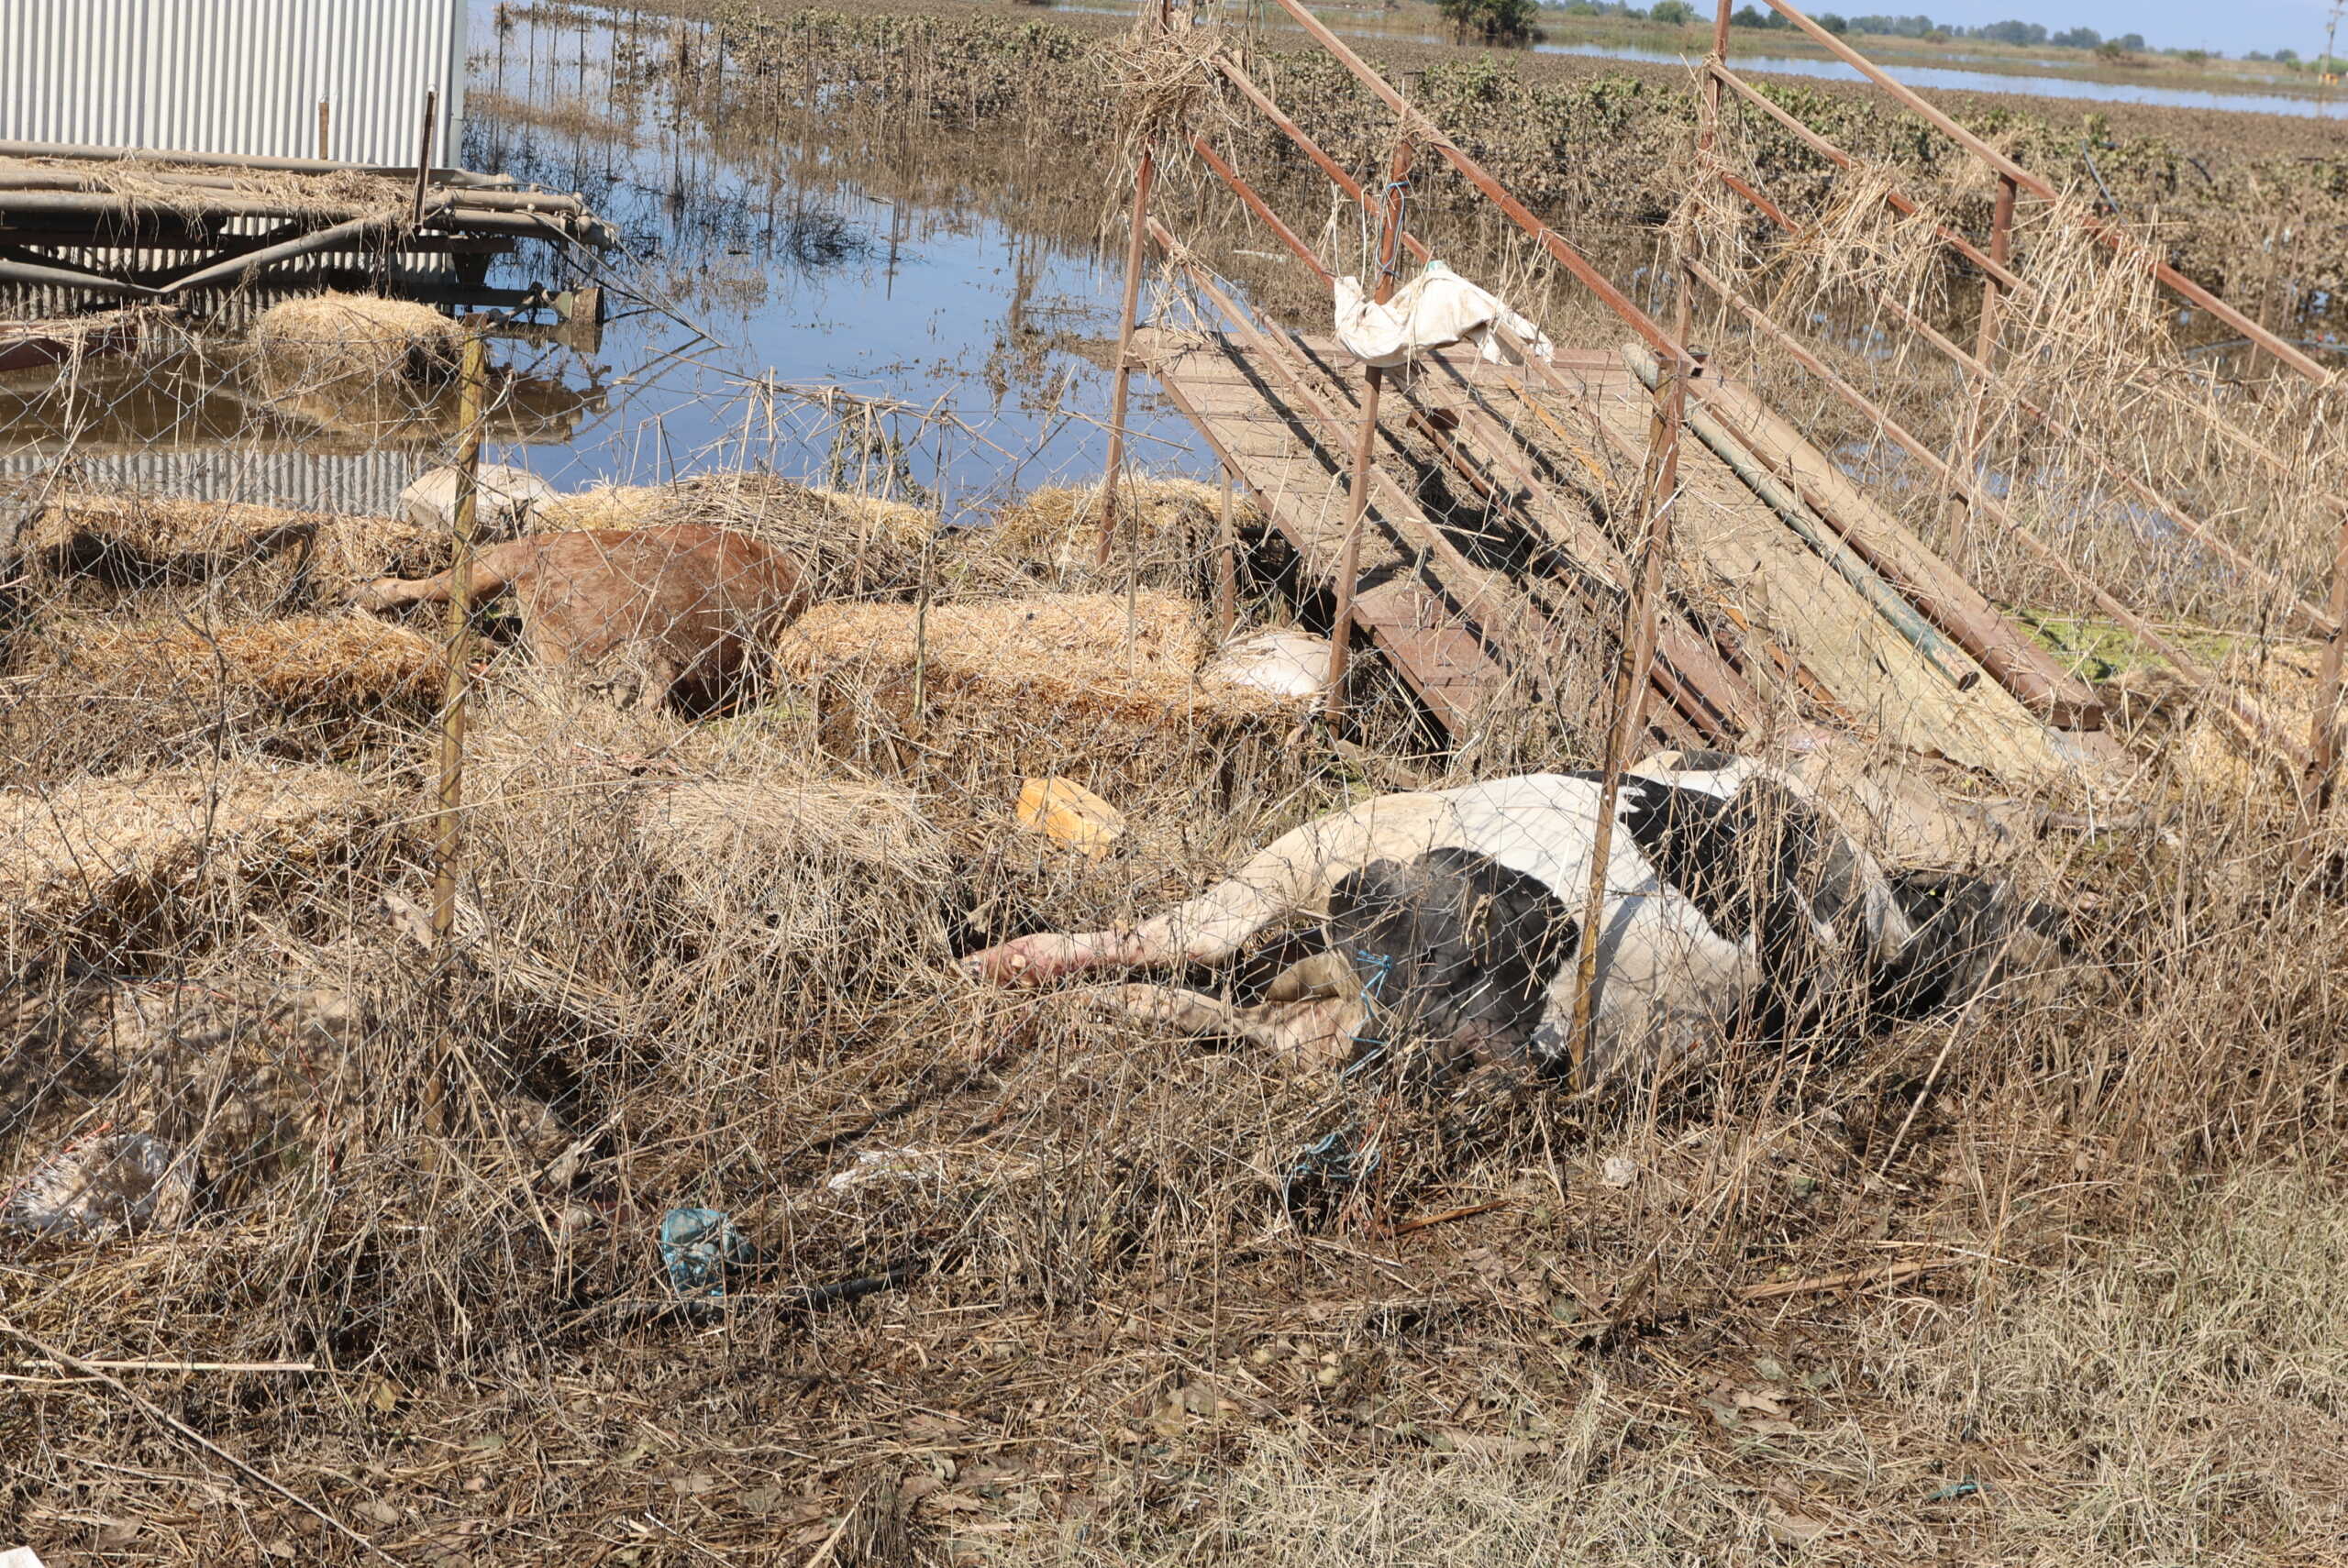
[1085,983,1363,1071]
[961,798,1443,985]
[352,539,539,613]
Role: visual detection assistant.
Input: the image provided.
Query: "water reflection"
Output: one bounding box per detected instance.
[460,8,1203,511]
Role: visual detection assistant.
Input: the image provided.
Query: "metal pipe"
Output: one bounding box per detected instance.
[1754,0,2334,385]
[159,209,431,294]
[0,258,163,297]
[411,89,439,229]
[1260,0,1684,361]
[430,332,490,944]
[1189,136,1329,282]
[1094,141,1157,567]
[1325,131,1414,719]
[1689,256,2306,763]
[1570,357,1690,1088]
[0,138,514,189]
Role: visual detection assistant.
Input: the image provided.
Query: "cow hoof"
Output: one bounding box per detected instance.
[960,934,1083,986]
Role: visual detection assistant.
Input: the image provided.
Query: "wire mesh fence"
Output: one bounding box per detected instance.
[10,4,2348,1562]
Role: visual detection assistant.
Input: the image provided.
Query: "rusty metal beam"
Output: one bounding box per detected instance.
[1258,0,1684,362]
[1688,256,2308,765]
[1755,0,2333,386]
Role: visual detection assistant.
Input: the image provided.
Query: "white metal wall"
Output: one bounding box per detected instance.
[0,0,468,166]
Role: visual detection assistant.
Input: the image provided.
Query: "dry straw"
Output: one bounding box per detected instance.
[24,491,449,586]
[1,764,387,964]
[249,292,462,388]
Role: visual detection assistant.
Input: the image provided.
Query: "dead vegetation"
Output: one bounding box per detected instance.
[8,23,2348,1565]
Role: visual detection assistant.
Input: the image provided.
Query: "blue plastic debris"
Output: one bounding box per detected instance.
[1924,1479,1982,1503]
[659,1207,755,1298]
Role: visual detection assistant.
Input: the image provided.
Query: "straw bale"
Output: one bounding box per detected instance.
[773,591,1293,732]
[0,763,386,962]
[24,490,448,586]
[530,473,949,599]
[63,614,442,714]
[985,476,1256,587]
[249,292,461,387]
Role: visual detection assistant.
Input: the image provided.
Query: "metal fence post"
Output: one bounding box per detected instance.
[1323,132,1414,719]
[428,330,489,944]
[1569,353,1693,1088]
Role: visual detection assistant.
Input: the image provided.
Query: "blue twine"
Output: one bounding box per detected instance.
[1378,178,1412,279]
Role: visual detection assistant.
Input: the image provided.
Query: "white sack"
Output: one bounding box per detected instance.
[1333,259,1556,370]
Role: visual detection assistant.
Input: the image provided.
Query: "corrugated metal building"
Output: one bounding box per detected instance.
[0,0,468,165]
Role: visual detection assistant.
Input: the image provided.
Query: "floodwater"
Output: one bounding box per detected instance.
[1542,40,2348,117]
[459,11,1207,514]
[1060,5,2344,118]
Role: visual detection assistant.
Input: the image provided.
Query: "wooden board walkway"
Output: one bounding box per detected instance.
[1138,321,2123,787]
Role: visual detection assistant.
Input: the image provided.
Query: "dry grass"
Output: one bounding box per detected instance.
[7,448,2348,1568]
[22,490,449,593]
[0,763,390,968]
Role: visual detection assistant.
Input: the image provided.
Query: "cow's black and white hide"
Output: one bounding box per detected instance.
[963,754,2074,1087]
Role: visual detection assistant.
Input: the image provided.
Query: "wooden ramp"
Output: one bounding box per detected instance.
[1137,319,2122,788]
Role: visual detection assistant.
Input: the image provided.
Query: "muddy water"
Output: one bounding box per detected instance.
[463,10,1209,513]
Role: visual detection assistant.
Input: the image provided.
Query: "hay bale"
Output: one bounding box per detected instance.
[529,473,962,599]
[64,614,441,715]
[0,763,387,964]
[7,616,441,779]
[249,292,460,387]
[775,591,1290,726]
[985,477,1257,587]
[22,491,447,588]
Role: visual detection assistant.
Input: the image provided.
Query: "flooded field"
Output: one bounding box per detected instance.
[455,9,1219,512]
[15,6,2348,1567]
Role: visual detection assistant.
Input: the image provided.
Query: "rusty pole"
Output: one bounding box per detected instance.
[1569,356,1692,1088]
[1323,133,1414,719]
[428,330,489,944]
[1945,173,2016,571]
[316,100,331,161]
[1094,147,1157,569]
[1215,469,1239,640]
[409,88,437,229]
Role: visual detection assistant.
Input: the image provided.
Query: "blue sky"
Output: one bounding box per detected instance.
[1896,0,2342,56]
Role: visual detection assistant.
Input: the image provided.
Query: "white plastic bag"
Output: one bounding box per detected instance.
[1334,259,1555,369]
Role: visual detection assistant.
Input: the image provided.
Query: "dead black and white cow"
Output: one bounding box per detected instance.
[963,752,2074,1086]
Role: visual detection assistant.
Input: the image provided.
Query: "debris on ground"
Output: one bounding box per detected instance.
[4,1132,196,1239]
[398,461,559,536]
[1014,777,1126,858]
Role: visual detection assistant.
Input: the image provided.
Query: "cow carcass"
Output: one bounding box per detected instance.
[962,753,2073,1087]
[356,525,809,712]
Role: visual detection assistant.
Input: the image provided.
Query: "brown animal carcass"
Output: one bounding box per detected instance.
[356,525,810,712]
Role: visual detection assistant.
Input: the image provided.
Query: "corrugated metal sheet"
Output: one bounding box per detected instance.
[0,448,429,517]
[1,0,468,166]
